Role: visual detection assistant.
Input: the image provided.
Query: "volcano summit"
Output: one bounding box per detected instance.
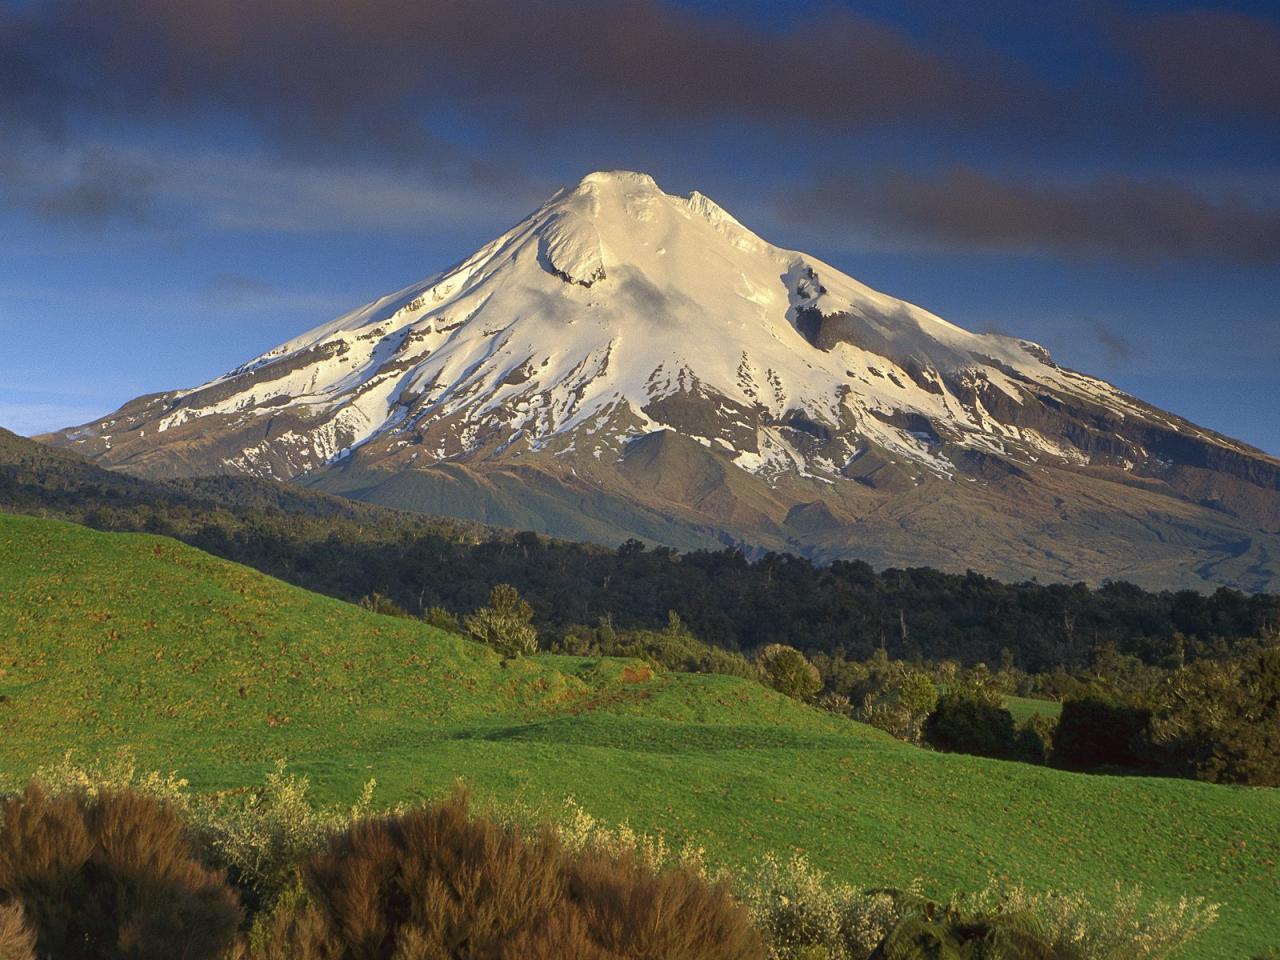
[45,171,1280,590]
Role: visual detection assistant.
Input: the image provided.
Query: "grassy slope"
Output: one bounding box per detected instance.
[0,512,1275,958]
[1005,694,1062,723]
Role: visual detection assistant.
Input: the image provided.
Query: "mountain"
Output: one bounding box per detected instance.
[40,171,1280,590]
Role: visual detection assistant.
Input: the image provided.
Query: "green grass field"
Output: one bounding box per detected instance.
[1005,693,1063,724]
[1,512,1276,958]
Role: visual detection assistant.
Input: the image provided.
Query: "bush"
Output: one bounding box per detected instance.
[196,760,377,913]
[422,605,463,634]
[250,790,763,959]
[0,784,241,960]
[817,691,853,716]
[1053,696,1154,772]
[868,910,1058,960]
[758,644,822,700]
[31,749,191,810]
[241,883,340,960]
[853,667,939,744]
[954,881,1218,960]
[552,612,757,680]
[923,694,1016,759]
[465,583,539,658]
[741,854,912,960]
[743,863,1219,960]
[567,848,763,960]
[357,592,413,618]
[1014,715,1057,765]
[0,903,35,960]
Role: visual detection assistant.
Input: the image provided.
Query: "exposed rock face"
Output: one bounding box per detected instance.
[42,171,1280,591]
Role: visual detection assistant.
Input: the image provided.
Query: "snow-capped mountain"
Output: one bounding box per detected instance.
[45,171,1280,590]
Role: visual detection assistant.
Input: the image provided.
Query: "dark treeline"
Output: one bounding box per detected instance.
[200,528,1278,671]
[3,424,1277,673]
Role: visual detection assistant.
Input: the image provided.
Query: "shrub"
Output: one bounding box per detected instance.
[923,693,1017,759]
[31,749,191,811]
[357,592,412,618]
[1148,647,1280,786]
[1014,715,1057,765]
[554,797,707,877]
[422,605,463,634]
[758,644,822,700]
[853,667,939,744]
[868,910,1059,960]
[0,903,35,960]
[954,881,1218,960]
[0,784,241,960]
[196,760,376,912]
[241,883,341,960]
[741,854,912,960]
[567,849,763,960]
[817,691,853,716]
[551,612,757,679]
[465,583,539,658]
[744,865,1219,960]
[251,790,764,959]
[1052,696,1154,772]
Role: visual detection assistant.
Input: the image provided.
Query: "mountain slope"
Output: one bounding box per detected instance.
[1,511,1277,960]
[41,171,1280,590]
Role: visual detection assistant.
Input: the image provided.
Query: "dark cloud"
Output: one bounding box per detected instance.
[0,0,1018,162]
[1091,321,1134,365]
[206,273,274,304]
[785,167,1280,264]
[1122,9,1280,120]
[33,148,157,226]
[0,141,158,226]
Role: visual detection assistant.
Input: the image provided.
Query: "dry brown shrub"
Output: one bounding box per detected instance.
[0,902,36,960]
[568,848,765,960]
[0,784,241,960]
[252,789,763,960]
[244,886,343,960]
[305,791,570,959]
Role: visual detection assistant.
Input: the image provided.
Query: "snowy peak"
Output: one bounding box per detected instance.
[49,171,1275,521]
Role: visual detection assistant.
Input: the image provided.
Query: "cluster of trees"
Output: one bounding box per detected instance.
[1051,646,1280,785]
[455,583,1278,787]
[804,639,1280,787]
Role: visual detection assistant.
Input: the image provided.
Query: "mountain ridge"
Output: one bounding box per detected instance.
[40,170,1280,591]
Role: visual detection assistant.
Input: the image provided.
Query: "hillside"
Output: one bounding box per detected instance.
[0,425,489,537]
[41,171,1280,592]
[0,511,1276,958]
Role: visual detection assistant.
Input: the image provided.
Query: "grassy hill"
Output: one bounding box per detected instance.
[0,511,1276,958]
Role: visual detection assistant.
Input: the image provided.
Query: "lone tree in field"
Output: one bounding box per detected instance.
[757,643,821,700]
[465,583,538,658]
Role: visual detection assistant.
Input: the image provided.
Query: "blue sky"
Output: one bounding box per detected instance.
[1,0,1277,453]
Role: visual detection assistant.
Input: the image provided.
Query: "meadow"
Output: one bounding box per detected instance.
[1,511,1276,958]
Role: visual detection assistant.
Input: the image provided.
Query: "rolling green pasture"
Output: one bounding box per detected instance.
[0,512,1275,958]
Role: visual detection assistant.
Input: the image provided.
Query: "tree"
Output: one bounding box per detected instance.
[756,644,821,700]
[464,584,538,658]
[1150,646,1280,786]
[923,693,1016,758]
[852,665,939,743]
[1052,695,1153,772]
